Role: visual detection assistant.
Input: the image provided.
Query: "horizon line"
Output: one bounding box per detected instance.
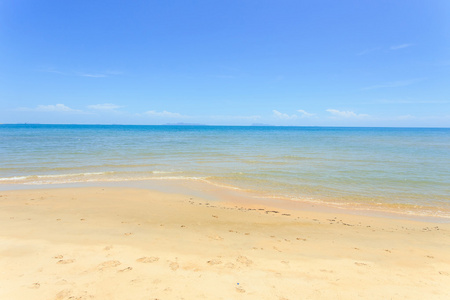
[1,123,449,129]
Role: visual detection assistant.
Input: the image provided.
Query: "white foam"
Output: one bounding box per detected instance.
[0,172,111,183]
[0,176,28,181]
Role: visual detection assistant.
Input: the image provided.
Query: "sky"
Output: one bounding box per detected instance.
[1,0,449,126]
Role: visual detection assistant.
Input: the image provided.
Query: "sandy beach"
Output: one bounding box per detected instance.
[1,186,449,299]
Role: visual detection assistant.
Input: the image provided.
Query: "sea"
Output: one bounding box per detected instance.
[1,124,449,219]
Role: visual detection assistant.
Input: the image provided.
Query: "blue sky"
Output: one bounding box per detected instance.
[1,0,449,126]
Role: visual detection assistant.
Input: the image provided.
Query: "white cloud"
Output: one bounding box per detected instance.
[326,109,369,119]
[145,110,183,118]
[36,104,82,112]
[362,78,424,90]
[16,103,86,114]
[297,109,315,118]
[390,43,413,50]
[87,103,122,110]
[273,110,298,120]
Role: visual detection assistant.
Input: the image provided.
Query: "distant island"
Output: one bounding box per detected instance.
[164,122,207,126]
[251,123,274,126]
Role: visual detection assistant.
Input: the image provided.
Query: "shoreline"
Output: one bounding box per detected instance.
[1,186,449,299]
[1,178,449,223]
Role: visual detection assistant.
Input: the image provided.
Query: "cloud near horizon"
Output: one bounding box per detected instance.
[17,104,83,113]
[273,110,298,120]
[144,110,184,118]
[326,109,369,119]
[297,109,315,118]
[87,103,122,110]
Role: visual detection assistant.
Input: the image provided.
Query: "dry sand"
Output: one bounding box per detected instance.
[0,186,449,299]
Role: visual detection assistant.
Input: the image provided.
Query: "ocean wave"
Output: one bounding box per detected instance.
[0,172,113,182]
[0,171,205,185]
[0,176,29,181]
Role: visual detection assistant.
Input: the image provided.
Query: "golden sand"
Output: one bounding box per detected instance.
[0,187,449,299]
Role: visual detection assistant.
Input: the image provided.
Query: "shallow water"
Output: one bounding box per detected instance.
[1,124,449,217]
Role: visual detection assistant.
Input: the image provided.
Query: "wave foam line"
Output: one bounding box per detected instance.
[0,172,112,181]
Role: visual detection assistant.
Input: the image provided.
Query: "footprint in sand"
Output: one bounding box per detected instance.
[136,257,159,263]
[124,232,133,236]
[53,255,64,259]
[118,267,133,272]
[236,256,253,266]
[207,259,222,265]
[55,289,71,300]
[236,286,246,293]
[29,282,40,289]
[169,262,179,271]
[355,262,367,266]
[320,269,334,273]
[97,260,121,270]
[225,262,235,269]
[57,259,75,264]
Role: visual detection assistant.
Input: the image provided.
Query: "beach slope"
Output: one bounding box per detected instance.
[0,187,449,299]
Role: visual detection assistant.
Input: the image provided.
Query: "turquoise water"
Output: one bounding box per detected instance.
[1,124,449,217]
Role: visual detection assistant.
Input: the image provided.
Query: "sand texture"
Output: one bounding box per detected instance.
[0,187,450,299]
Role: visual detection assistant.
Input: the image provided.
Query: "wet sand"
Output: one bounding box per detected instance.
[0,187,449,299]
